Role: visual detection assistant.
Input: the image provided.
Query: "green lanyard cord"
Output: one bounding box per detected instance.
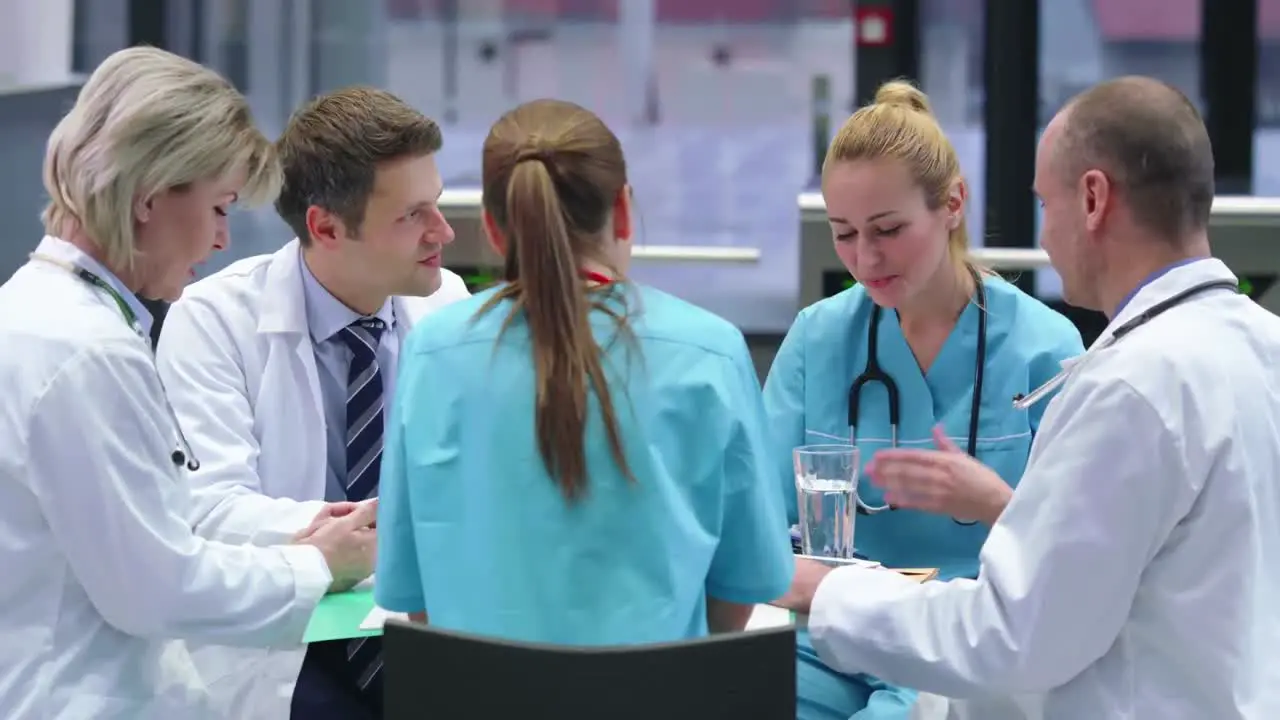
[29,253,141,335]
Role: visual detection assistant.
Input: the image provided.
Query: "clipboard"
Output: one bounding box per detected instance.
[895,568,940,582]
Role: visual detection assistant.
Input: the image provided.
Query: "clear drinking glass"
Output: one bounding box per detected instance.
[794,444,859,559]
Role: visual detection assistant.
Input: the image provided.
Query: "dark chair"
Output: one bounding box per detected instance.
[382,620,796,719]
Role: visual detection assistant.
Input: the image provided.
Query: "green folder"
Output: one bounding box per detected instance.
[303,586,383,643]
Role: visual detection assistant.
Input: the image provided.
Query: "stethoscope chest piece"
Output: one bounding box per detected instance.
[172,448,200,472]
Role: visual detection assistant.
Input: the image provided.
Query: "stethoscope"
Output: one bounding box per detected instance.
[1012,278,1240,410]
[850,264,987,522]
[29,253,202,472]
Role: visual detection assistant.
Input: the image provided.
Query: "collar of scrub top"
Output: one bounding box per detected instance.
[1013,257,1234,411]
[297,252,396,345]
[29,235,155,340]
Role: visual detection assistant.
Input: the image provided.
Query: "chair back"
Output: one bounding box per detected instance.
[382,620,796,719]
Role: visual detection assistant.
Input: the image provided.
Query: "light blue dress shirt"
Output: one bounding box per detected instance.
[299,255,398,501]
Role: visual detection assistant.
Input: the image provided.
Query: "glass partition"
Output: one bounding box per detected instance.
[1036,0,1203,298]
[1254,4,1280,194]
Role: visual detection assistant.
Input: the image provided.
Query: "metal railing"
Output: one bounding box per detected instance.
[798,192,1280,271]
[439,189,761,264]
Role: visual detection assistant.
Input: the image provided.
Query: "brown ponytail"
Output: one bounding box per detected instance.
[478,100,635,503]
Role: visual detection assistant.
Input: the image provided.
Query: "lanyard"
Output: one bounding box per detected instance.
[581,269,614,286]
[27,252,200,471]
[29,253,143,337]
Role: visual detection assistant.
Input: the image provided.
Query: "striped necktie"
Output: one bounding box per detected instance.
[336,316,387,693]
[339,317,386,503]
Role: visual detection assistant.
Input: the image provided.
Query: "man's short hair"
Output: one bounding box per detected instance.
[275,87,443,244]
[1058,76,1214,240]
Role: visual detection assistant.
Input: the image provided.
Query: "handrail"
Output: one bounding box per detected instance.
[440,188,483,208]
[970,247,1053,270]
[632,246,760,262]
[800,191,1280,221]
[798,192,1280,271]
[442,190,1280,269]
[439,188,759,263]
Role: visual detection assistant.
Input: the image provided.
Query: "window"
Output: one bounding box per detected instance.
[1254,2,1280,193]
[1036,0,1202,298]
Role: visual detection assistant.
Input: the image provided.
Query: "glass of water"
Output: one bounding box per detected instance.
[794,444,859,560]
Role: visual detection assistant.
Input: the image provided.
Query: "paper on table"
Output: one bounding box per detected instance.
[303,586,379,643]
[746,604,795,630]
[359,605,410,631]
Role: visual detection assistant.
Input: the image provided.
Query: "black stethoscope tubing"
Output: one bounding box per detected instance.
[1011,277,1240,409]
[1109,279,1240,341]
[849,265,986,523]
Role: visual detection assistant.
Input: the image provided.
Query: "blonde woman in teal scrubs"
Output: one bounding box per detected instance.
[764,81,1084,718]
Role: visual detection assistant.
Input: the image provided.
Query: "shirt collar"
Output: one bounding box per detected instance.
[298,251,395,344]
[1113,257,1210,317]
[33,235,154,338]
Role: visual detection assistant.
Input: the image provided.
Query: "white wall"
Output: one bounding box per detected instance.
[0,0,75,88]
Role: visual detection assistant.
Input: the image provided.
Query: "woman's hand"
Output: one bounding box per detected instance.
[866,425,1013,525]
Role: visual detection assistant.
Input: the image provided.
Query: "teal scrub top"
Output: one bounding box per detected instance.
[375,283,795,645]
[764,275,1084,580]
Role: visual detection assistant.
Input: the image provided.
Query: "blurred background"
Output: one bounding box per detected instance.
[0,0,1269,347]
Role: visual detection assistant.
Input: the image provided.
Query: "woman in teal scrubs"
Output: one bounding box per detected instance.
[764,82,1085,718]
[374,99,794,645]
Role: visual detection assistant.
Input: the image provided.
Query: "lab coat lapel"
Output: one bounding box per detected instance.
[1018,258,1236,412]
[1093,258,1237,349]
[256,241,326,491]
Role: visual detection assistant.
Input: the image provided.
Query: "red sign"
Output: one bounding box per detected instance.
[855,6,895,47]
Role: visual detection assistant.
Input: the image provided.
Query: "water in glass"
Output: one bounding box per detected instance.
[794,444,859,559]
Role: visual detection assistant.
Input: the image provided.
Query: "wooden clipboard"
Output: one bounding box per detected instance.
[894,568,940,583]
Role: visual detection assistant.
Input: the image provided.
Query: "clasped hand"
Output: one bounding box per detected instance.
[292,499,379,593]
[865,425,1012,525]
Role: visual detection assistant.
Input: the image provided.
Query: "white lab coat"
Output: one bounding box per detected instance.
[155,239,471,719]
[0,237,332,719]
[806,258,1280,719]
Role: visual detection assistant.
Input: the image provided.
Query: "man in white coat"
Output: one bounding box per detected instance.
[155,87,471,719]
[776,77,1280,718]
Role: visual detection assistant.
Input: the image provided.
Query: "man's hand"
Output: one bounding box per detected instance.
[296,500,378,593]
[292,500,369,543]
[770,558,835,615]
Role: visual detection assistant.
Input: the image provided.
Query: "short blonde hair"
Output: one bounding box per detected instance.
[824,80,970,264]
[42,46,281,269]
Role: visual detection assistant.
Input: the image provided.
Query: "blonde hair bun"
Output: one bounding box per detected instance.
[874,80,933,116]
